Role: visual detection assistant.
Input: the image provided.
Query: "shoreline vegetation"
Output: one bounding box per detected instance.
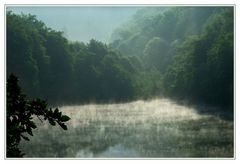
[7,7,233,113]
[7,6,234,157]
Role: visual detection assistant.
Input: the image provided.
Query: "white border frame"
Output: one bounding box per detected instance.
[1,0,239,163]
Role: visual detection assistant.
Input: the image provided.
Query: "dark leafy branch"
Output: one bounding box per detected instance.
[6,8,233,157]
[7,74,70,157]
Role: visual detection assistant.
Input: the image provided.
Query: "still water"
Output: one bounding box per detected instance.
[20,99,233,158]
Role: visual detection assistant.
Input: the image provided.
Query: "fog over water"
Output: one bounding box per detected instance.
[7,6,233,158]
[19,98,233,158]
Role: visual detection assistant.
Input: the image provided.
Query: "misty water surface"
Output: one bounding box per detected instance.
[19,98,233,158]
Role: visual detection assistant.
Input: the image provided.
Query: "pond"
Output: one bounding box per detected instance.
[19,98,233,158]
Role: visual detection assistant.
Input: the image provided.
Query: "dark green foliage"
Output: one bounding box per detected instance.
[7,12,41,98]
[71,41,136,102]
[110,7,233,112]
[7,74,70,157]
[7,11,141,104]
[7,7,233,113]
[110,7,218,58]
[44,30,73,103]
[6,7,234,159]
[164,8,233,110]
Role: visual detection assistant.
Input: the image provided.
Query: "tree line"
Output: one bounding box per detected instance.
[110,7,233,112]
[7,7,233,113]
[7,11,149,105]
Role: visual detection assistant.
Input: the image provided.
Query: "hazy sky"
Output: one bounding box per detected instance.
[7,6,140,43]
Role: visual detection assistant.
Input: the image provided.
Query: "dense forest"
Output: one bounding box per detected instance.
[109,7,234,112]
[7,7,233,113]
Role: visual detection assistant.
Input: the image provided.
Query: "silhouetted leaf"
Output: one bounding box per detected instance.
[48,119,56,126]
[29,121,37,129]
[21,135,29,141]
[26,127,33,136]
[53,108,59,117]
[61,115,71,122]
[59,123,68,130]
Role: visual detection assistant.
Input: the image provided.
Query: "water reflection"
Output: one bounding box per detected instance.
[19,99,233,158]
[96,144,140,158]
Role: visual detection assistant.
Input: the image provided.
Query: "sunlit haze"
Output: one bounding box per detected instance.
[7,6,140,43]
[7,6,234,158]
